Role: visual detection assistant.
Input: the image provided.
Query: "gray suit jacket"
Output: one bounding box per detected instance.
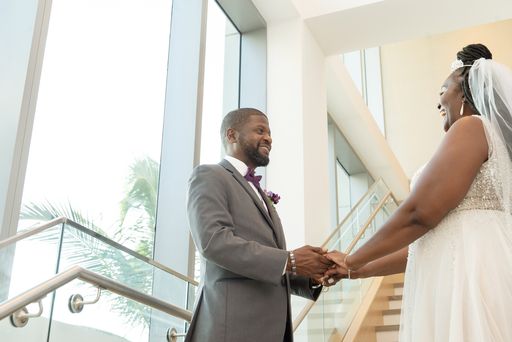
[185,159,321,342]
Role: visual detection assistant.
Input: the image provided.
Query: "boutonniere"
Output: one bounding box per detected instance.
[264,190,281,205]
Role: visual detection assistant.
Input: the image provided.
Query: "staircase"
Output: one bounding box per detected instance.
[292,179,400,341]
[375,281,403,342]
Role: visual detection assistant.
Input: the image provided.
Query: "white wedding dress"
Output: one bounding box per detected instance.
[400,116,512,342]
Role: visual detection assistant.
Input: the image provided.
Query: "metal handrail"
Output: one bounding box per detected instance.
[292,190,393,331]
[344,192,392,255]
[320,178,383,249]
[0,217,198,286]
[0,265,193,322]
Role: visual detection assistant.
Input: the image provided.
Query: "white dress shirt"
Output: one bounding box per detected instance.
[224,156,267,211]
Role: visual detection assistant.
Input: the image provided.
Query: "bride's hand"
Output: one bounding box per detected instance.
[324,251,369,280]
[325,251,347,266]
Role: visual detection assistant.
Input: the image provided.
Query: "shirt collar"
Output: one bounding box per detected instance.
[224,156,249,177]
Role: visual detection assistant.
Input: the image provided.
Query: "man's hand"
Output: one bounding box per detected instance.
[289,245,333,280]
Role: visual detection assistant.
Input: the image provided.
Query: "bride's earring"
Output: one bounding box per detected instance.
[459,100,465,116]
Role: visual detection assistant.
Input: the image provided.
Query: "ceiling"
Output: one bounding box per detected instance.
[254,0,512,55]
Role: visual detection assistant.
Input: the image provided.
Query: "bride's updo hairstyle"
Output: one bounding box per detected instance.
[456,44,493,115]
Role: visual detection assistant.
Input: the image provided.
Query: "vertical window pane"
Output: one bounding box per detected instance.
[20,0,173,258]
[195,0,240,283]
[200,0,240,164]
[336,161,351,221]
[364,47,385,135]
[342,50,363,95]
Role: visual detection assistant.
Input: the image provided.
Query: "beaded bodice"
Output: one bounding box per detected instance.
[410,117,511,215]
[453,156,502,212]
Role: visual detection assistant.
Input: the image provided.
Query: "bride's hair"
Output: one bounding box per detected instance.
[456,44,493,115]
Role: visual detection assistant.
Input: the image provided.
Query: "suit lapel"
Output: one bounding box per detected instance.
[219,160,285,246]
[260,190,286,249]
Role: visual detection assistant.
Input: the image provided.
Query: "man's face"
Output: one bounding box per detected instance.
[236,115,272,168]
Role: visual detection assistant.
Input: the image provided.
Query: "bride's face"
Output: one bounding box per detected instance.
[438,71,465,132]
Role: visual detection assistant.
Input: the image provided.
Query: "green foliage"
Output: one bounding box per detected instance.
[19,156,160,328]
[117,157,159,257]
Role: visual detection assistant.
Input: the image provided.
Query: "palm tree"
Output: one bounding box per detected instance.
[116,157,159,257]
[19,156,160,328]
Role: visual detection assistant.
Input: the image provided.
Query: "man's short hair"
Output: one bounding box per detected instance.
[220,108,266,148]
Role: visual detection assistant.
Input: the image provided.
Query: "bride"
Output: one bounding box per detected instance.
[325,44,512,341]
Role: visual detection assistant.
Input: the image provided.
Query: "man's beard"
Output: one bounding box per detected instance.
[241,140,269,167]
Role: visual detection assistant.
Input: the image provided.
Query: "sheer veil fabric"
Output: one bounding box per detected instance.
[399,59,512,342]
[470,58,512,217]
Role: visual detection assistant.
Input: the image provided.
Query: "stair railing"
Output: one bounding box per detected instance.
[293,180,395,331]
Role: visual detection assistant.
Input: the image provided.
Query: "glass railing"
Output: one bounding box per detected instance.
[293,179,398,341]
[0,218,196,341]
[0,267,190,342]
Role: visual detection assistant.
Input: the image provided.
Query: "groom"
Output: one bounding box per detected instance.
[186,108,334,342]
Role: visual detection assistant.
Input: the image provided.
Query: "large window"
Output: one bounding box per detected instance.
[195,0,241,282]
[342,47,385,135]
[14,1,174,339]
[20,0,173,254]
[329,120,373,225]
[200,0,241,164]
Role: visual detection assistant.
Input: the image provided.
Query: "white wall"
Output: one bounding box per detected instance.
[381,19,512,179]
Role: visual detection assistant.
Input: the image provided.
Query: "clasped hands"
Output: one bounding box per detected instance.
[289,246,361,287]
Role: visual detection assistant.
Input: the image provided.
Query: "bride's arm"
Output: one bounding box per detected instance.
[325,248,408,279]
[351,248,408,278]
[346,116,488,271]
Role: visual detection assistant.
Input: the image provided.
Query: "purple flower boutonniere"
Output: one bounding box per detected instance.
[264,190,281,205]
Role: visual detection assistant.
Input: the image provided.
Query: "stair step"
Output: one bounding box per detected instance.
[382,308,401,325]
[387,295,402,310]
[393,283,404,295]
[375,324,399,332]
[375,324,399,342]
[382,308,401,316]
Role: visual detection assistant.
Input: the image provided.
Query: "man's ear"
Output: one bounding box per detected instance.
[226,128,238,143]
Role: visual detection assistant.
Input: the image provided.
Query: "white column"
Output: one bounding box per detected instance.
[265,18,331,249]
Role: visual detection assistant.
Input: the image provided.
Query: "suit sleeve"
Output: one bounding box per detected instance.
[288,274,322,301]
[187,165,289,286]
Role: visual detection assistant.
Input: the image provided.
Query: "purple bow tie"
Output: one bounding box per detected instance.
[244,168,262,189]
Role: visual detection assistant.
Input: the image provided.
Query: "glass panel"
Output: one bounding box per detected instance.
[342,48,385,136]
[200,0,241,165]
[364,47,385,135]
[0,224,63,342]
[293,180,398,341]
[326,179,390,255]
[0,295,54,342]
[336,161,351,221]
[19,0,173,257]
[0,224,64,304]
[56,223,193,311]
[0,221,195,339]
[195,0,241,285]
[342,51,363,95]
[46,279,188,342]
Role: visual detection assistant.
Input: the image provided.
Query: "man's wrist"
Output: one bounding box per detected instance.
[288,251,297,276]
